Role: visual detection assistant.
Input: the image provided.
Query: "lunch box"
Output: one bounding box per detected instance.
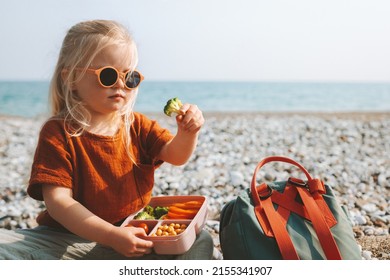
[121,195,208,254]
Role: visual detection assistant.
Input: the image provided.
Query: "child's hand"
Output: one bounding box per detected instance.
[108,225,154,258]
[176,104,204,133]
[157,103,204,165]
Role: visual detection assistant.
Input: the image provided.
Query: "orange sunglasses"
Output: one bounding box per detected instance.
[77,66,144,90]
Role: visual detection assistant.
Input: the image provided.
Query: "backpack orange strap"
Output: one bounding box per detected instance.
[255,196,299,260]
[270,179,337,228]
[271,184,309,224]
[296,187,342,259]
[251,156,342,260]
[308,179,338,227]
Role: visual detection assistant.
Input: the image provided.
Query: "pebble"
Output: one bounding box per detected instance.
[362,250,373,260]
[362,203,378,213]
[1,113,389,260]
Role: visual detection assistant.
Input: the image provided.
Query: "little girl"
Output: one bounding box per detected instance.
[0,20,213,259]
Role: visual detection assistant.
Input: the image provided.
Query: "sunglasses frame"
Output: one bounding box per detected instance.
[77,66,144,90]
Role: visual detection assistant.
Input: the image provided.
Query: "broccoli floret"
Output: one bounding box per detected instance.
[134,211,155,220]
[154,206,169,219]
[134,205,155,220]
[163,97,183,117]
[133,205,170,220]
[144,205,154,216]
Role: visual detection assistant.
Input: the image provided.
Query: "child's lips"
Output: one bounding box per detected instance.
[109,93,125,99]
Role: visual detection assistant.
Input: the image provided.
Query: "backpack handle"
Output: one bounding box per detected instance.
[251,156,313,206]
[250,156,342,260]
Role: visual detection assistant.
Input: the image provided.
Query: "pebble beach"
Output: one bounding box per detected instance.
[0,112,389,260]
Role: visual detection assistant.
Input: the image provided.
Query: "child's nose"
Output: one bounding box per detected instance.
[114,73,126,89]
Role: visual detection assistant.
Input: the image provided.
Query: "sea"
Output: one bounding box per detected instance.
[1,81,390,117]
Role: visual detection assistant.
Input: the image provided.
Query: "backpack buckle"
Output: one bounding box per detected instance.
[288,177,307,188]
[257,184,273,200]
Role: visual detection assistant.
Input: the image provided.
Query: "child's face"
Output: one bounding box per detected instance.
[74,44,136,119]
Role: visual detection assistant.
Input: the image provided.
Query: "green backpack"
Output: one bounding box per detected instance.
[219,156,361,260]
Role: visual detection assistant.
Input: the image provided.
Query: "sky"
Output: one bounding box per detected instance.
[0,0,389,82]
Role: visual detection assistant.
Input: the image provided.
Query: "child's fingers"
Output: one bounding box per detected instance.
[135,240,154,255]
[180,104,199,123]
[178,103,190,115]
[176,104,204,132]
[129,226,148,237]
[125,245,153,257]
[132,237,153,256]
[175,103,189,122]
[185,120,203,132]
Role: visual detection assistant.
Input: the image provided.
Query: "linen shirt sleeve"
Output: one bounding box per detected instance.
[133,113,174,166]
[27,120,73,201]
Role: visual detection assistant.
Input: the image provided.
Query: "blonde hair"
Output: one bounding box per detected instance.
[49,20,138,161]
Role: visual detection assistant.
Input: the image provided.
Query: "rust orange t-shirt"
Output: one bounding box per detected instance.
[28,112,174,228]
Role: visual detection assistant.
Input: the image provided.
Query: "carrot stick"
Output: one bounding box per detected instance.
[166,212,195,219]
[168,206,198,215]
[170,200,203,209]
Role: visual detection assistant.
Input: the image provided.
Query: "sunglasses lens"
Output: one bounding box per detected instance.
[125,71,141,89]
[99,67,118,87]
